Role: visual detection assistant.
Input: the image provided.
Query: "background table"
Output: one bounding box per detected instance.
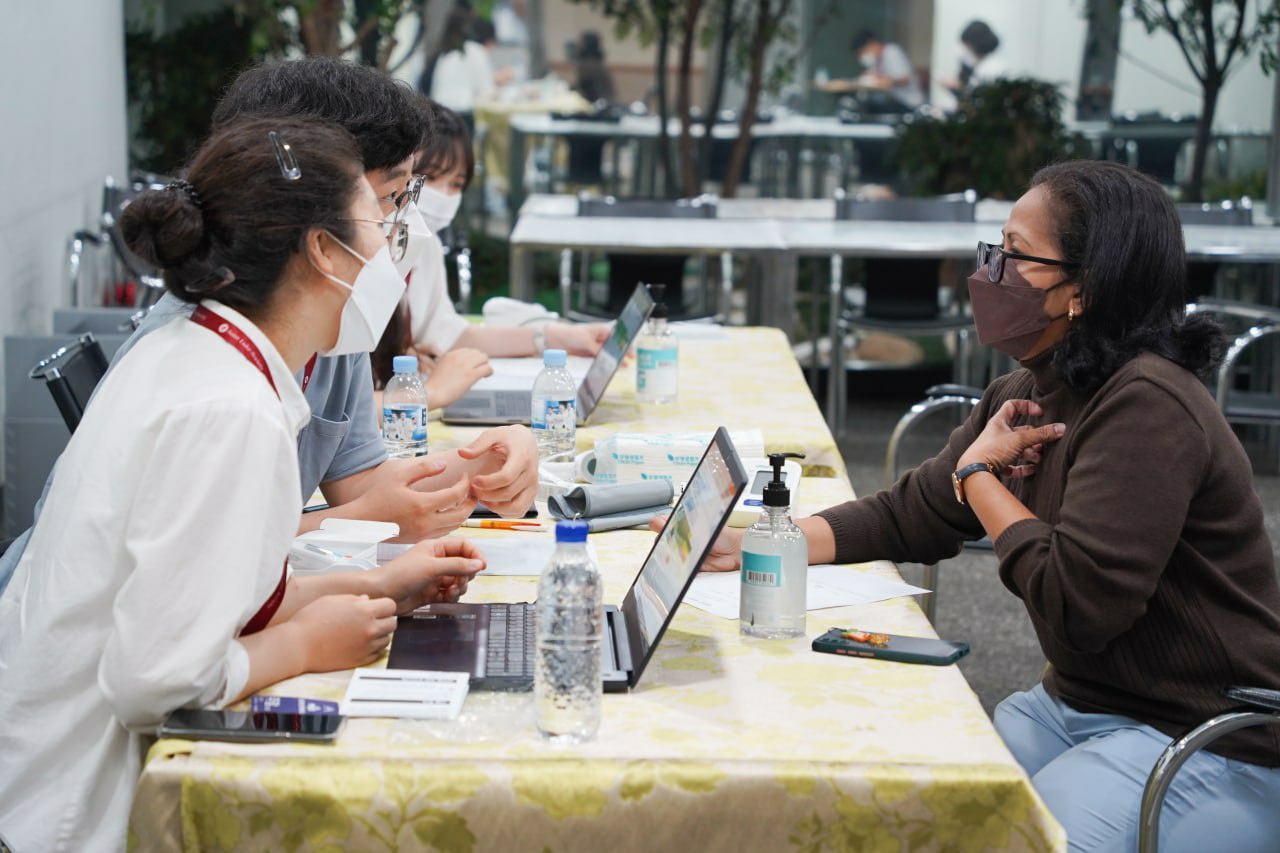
[428,327,845,478]
[129,477,1064,852]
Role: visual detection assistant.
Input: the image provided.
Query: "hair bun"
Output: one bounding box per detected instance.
[118,186,205,270]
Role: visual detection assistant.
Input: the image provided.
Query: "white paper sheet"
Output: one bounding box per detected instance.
[379,538,594,576]
[465,356,594,391]
[681,564,928,620]
[341,668,469,719]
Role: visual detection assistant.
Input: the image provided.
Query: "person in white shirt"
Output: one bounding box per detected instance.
[422,5,496,127]
[372,102,610,394]
[820,29,924,113]
[938,19,1008,107]
[0,117,486,852]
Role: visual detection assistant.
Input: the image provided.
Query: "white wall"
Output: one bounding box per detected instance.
[930,0,1271,130]
[0,0,128,480]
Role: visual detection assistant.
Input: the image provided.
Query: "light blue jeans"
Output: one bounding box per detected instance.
[995,684,1280,852]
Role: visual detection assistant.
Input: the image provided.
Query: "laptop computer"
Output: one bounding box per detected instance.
[387,426,749,692]
[441,283,655,425]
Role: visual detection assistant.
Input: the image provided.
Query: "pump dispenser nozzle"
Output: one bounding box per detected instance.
[763,452,804,507]
[645,283,668,319]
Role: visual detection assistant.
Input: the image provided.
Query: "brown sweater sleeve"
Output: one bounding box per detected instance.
[815,381,1009,565]
[995,377,1210,654]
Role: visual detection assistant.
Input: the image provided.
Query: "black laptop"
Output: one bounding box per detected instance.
[387,427,748,692]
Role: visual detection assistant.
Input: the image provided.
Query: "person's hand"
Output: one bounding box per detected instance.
[353,456,478,540]
[288,594,398,672]
[458,425,538,516]
[369,538,486,613]
[956,400,1066,478]
[423,347,493,409]
[547,322,612,357]
[648,514,744,573]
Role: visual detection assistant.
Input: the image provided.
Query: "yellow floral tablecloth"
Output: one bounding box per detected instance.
[429,327,846,479]
[129,479,1063,852]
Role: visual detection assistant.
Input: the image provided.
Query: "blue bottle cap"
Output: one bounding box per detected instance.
[543,348,567,367]
[392,355,418,374]
[555,519,589,542]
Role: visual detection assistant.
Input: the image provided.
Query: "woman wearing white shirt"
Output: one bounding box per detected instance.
[374,103,610,398]
[0,117,484,852]
[422,7,496,126]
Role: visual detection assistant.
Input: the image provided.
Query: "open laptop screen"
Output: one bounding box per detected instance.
[577,283,655,415]
[620,427,747,682]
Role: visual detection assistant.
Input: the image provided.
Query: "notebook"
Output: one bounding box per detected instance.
[386,427,748,692]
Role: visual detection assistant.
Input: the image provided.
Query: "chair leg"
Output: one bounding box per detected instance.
[719,252,733,324]
[826,254,844,432]
[920,564,939,623]
[558,250,573,315]
[1138,711,1280,853]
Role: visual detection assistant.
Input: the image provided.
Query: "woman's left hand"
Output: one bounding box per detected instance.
[370,538,486,614]
[957,399,1066,479]
[457,425,539,515]
[547,323,611,357]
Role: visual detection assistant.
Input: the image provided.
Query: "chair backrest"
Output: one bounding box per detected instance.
[834,190,977,321]
[835,189,977,223]
[578,194,718,219]
[28,333,110,434]
[1175,199,1253,226]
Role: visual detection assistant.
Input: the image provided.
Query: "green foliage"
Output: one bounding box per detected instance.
[1204,168,1267,202]
[125,7,283,174]
[892,78,1087,199]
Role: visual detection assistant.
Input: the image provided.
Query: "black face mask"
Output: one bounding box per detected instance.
[967,262,1072,359]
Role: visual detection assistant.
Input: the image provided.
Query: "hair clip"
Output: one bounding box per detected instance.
[269,131,302,181]
[166,180,203,210]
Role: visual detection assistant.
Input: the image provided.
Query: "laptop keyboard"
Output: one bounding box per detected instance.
[486,603,536,678]
[492,391,530,420]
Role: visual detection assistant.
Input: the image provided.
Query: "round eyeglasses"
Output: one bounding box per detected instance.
[343,217,411,264]
[976,240,1073,283]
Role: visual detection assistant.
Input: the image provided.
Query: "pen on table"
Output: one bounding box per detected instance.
[461,519,547,531]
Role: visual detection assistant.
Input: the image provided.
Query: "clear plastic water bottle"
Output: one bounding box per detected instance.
[535,520,603,744]
[531,348,577,461]
[382,355,428,458]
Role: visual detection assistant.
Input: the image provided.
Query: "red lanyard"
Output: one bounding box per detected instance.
[188,305,293,637]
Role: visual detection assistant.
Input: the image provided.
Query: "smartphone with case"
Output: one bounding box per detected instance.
[158,709,345,743]
[812,627,969,665]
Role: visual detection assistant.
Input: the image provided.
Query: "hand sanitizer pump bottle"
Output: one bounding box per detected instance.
[740,452,808,638]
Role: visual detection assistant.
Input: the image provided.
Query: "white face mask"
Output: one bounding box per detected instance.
[314,234,406,356]
[393,202,432,278]
[416,184,463,235]
[859,50,877,68]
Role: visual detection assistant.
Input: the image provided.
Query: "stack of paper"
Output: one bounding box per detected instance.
[682,565,927,620]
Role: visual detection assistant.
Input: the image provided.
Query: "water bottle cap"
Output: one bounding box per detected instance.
[543,348,567,367]
[555,519,589,542]
[392,355,418,374]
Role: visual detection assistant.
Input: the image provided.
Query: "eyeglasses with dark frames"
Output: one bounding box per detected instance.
[976,240,1074,283]
[377,174,426,217]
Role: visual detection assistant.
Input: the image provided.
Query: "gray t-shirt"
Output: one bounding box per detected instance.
[0,292,387,593]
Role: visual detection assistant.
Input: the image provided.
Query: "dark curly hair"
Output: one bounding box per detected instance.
[119,116,362,313]
[1031,160,1224,393]
[213,57,429,172]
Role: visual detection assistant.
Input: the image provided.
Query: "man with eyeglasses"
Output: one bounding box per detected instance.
[0,58,539,597]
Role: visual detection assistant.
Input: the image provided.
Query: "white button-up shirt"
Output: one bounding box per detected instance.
[0,301,310,852]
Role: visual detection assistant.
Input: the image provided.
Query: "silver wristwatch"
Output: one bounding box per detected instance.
[532,324,547,354]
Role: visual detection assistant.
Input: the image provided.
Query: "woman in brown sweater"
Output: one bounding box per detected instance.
[700,160,1280,850]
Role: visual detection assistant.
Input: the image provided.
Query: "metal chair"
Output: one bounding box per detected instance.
[28,333,110,434]
[65,175,169,308]
[827,189,979,434]
[1138,686,1280,852]
[560,194,730,322]
[883,382,990,622]
[437,224,473,315]
[1187,298,1280,433]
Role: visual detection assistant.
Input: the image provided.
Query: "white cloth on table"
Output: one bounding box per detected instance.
[0,300,308,852]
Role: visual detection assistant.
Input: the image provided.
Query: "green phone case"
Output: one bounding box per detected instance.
[812,628,970,665]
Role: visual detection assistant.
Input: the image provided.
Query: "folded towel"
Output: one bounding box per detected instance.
[547,480,675,532]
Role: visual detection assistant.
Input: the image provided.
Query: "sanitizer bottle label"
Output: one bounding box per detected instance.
[742,552,782,588]
[637,347,678,395]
